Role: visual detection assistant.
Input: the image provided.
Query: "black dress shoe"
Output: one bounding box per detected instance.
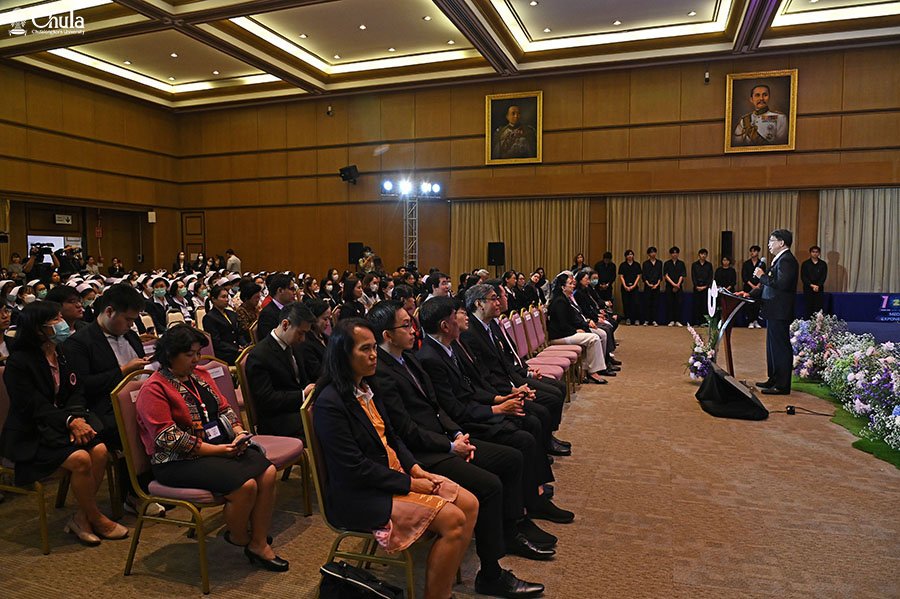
[756,380,775,389]
[505,533,555,560]
[550,435,571,449]
[475,568,544,598]
[540,483,554,499]
[244,546,289,572]
[597,369,616,377]
[529,497,575,524]
[583,375,608,385]
[608,365,621,371]
[760,387,790,395]
[608,358,622,366]
[547,439,571,456]
[518,517,557,548]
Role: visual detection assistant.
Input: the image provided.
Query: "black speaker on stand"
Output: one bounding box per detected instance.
[487,242,505,277]
[348,242,364,266]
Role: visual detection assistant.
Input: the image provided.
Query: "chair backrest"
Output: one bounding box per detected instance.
[198,330,214,359]
[195,357,247,428]
[140,313,155,334]
[234,345,259,432]
[531,307,548,347]
[249,320,259,344]
[194,307,206,331]
[166,310,185,327]
[110,370,154,496]
[521,309,542,353]
[301,390,340,533]
[0,366,9,436]
[507,313,531,360]
[323,318,332,336]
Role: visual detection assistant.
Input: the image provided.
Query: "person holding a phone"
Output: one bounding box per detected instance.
[136,324,287,572]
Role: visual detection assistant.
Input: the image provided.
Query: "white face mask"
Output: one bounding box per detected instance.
[325,284,333,292]
[385,287,393,298]
[370,284,378,293]
[23,294,36,304]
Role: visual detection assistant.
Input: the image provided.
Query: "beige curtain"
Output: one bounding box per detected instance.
[0,198,8,268]
[450,198,591,284]
[818,188,900,293]
[607,192,797,302]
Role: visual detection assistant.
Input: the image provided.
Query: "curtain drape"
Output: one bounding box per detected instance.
[818,188,900,293]
[607,191,797,300]
[0,199,9,268]
[450,197,591,285]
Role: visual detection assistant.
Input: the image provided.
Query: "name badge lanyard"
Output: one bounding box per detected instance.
[182,378,210,423]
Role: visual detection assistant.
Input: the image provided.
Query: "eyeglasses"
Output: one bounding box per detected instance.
[388,320,414,330]
[64,299,83,306]
[483,295,500,302]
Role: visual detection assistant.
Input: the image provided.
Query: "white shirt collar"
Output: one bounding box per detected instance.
[428,334,453,357]
[772,247,789,264]
[270,328,288,351]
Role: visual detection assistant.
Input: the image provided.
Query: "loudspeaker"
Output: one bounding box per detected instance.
[487,242,505,266]
[720,230,733,261]
[348,242,364,265]
[695,363,769,420]
[339,165,359,184]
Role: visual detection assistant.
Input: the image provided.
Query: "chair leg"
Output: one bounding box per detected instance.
[35,481,50,555]
[190,504,211,595]
[107,460,123,521]
[124,511,145,575]
[300,455,312,517]
[403,549,416,599]
[280,465,292,482]
[55,472,70,509]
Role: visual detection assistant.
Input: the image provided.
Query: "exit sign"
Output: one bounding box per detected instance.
[55,214,73,225]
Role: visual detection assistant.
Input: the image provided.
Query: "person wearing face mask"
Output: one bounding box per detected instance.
[360,273,381,310]
[190,281,209,310]
[168,279,194,324]
[320,278,338,309]
[144,277,170,333]
[78,284,98,323]
[172,251,193,275]
[245,302,318,439]
[203,285,246,365]
[193,252,207,275]
[46,286,88,333]
[31,280,49,302]
[526,271,546,304]
[1,301,128,545]
[737,229,799,395]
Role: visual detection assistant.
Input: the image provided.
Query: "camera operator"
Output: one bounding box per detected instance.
[23,243,60,284]
[55,245,84,279]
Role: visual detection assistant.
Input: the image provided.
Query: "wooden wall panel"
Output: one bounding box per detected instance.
[794,51,843,114]
[630,66,681,124]
[583,70,630,127]
[257,104,287,150]
[450,84,491,136]
[0,65,26,123]
[840,113,900,148]
[381,92,415,140]
[348,94,381,143]
[583,128,629,161]
[680,60,732,122]
[316,97,348,145]
[285,101,318,148]
[842,46,900,111]
[415,89,452,139]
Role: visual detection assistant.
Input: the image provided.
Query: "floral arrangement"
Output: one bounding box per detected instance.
[790,312,846,379]
[686,324,716,380]
[791,312,900,450]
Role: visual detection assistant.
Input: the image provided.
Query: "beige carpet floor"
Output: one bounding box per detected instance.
[1,326,899,599]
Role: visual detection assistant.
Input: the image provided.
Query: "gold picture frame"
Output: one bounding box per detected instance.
[485,91,543,165]
[725,69,797,153]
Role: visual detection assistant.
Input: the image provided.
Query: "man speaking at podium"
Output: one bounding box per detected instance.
[737,229,798,395]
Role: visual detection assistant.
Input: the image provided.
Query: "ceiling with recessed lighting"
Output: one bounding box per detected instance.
[1,0,898,110]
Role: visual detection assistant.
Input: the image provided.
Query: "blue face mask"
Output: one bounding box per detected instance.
[590,279,599,286]
[153,288,167,298]
[49,320,71,345]
[178,287,189,298]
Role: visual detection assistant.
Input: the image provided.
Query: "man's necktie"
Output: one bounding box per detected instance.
[400,358,426,397]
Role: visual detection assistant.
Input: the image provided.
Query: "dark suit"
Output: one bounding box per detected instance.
[417,335,551,510]
[65,321,144,444]
[337,300,366,322]
[299,333,328,383]
[312,382,418,531]
[751,250,799,390]
[245,334,307,438]
[256,300,282,341]
[374,347,524,562]
[202,308,244,365]
[0,347,91,484]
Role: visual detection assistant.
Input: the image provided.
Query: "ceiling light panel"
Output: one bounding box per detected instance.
[71,29,261,84]
[772,0,900,26]
[248,0,472,66]
[498,0,731,50]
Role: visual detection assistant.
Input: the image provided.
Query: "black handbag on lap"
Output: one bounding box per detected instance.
[319,560,404,599]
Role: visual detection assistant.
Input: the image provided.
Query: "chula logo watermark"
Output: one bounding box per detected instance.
[7,8,87,36]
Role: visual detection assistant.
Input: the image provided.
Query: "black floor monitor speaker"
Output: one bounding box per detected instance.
[348,242,364,265]
[487,242,505,266]
[696,363,769,420]
[721,230,733,261]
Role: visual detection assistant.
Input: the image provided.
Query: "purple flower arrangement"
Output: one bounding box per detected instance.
[686,325,715,380]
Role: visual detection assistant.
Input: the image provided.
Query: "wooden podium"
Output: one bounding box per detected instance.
[714,289,758,376]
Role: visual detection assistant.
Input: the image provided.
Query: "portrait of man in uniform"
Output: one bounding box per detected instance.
[485,91,542,165]
[725,69,797,153]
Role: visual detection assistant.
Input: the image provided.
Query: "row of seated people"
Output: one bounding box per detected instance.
[0,265,629,598]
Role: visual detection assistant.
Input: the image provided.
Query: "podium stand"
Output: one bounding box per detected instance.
[713,289,757,376]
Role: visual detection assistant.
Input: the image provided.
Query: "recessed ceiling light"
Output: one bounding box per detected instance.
[388,47,395,52]
[543,27,550,32]
[168,77,175,81]
[359,24,366,30]
[123,60,131,65]
[613,20,622,25]
[447,39,455,44]
[299,33,308,38]
[423,15,431,21]
[212,70,219,75]
[170,52,178,58]
[688,11,697,16]
[809,0,818,2]
[334,54,341,59]
[529,0,538,5]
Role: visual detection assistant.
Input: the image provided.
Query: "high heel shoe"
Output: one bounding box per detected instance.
[95,521,129,540]
[64,516,100,546]
[244,546,289,572]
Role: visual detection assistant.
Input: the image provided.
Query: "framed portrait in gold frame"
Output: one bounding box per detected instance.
[725,69,797,153]
[485,91,542,165]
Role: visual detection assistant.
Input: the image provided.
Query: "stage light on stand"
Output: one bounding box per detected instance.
[382,180,393,192]
[420,182,431,194]
[431,183,441,194]
[399,180,412,195]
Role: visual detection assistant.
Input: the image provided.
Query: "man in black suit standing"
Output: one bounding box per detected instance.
[245,302,316,438]
[368,302,557,583]
[256,273,297,340]
[739,229,799,395]
[65,284,164,516]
